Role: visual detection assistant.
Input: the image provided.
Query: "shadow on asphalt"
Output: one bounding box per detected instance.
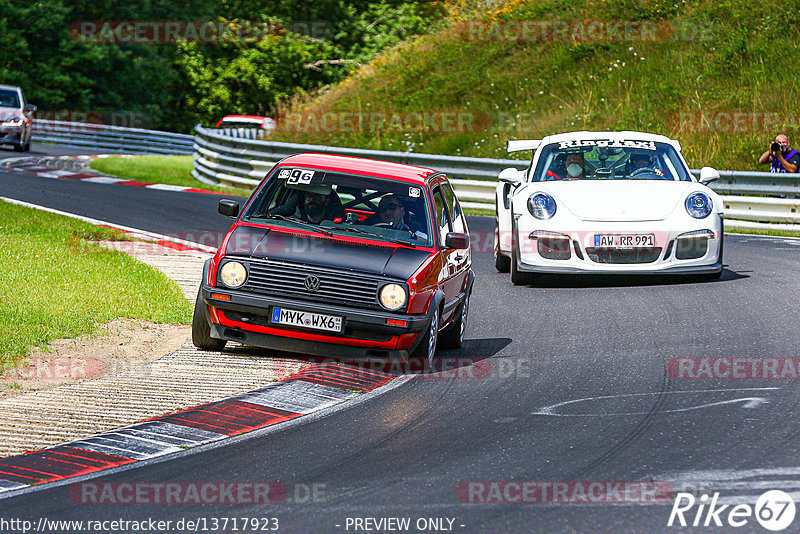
[501,266,748,288]
[221,337,513,378]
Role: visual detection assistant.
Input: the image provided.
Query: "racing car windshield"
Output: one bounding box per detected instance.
[242,167,433,247]
[530,140,693,182]
[0,89,20,108]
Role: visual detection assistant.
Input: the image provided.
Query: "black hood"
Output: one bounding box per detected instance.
[226,226,431,280]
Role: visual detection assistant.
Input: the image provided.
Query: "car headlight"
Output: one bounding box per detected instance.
[379,283,407,311]
[685,192,712,219]
[1,117,23,127]
[528,193,557,219]
[219,261,247,288]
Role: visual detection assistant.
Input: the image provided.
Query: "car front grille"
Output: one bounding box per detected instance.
[585,248,662,264]
[239,259,384,309]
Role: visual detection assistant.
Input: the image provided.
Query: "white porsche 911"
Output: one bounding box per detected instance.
[494,131,723,284]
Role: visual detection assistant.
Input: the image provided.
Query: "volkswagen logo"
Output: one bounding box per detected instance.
[304,275,321,292]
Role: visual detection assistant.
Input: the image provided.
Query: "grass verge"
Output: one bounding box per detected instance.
[89,155,252,197]
[727,226,800,238]
[0,201,193,369]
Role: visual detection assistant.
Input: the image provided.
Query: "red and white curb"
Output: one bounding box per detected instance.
[0,154,224,195]
[0,364,397,494]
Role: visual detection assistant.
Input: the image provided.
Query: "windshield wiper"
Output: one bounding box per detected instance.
[333,225,418,247]
[262,214,333,237]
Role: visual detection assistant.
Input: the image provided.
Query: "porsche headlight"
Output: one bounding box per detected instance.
[528,193,557,219]
[685,192,712,219]
[219,261,247,288]
[379,283,407,311]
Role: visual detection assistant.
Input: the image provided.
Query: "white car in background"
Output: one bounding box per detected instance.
[0,85,36,152]
[494,131,723,284]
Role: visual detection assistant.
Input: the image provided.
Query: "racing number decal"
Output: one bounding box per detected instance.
[287,169,315,185]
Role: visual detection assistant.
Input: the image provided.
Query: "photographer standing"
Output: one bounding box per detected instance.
[759,134,800,173]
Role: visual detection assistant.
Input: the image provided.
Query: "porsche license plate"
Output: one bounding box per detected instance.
[271,307,343,332]
[594,234,655,249]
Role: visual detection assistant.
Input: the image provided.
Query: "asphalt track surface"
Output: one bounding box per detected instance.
[2,144,800,533]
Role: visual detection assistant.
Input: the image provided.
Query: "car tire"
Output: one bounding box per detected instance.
[12,143,23,152]
[439,292,470,350]
[411,305,439,369]
[510,253,530,286]
[494,224,510,273]
[191,291,226,351]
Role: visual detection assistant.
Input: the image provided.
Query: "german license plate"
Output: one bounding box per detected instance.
[594,234,655,249]
[271,307,343,332]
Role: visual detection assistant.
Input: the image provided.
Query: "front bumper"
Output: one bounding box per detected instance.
[201,286,431,359]
[512,214,724,275]
[0,129,23,146]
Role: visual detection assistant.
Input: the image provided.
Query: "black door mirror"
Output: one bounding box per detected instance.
[445,232,469,250]
[218,199,240,218]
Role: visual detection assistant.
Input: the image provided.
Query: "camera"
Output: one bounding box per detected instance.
[771,141,782,152]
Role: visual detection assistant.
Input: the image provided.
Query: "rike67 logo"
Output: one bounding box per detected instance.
[668,490,796,531]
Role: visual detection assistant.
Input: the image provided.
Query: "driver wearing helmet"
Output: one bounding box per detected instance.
[628,153,664,177]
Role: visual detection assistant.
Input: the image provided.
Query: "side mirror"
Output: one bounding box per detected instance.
[699,167,720,185]
[218,199,240,218]
[445,232,469,250]
[499,167,522,186]
[25,104,37,113]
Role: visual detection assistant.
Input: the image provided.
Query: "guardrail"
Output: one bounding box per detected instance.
[29,119,798,228]
[32,120,193,155]
[192,125,800,228]
[192,124,526,185]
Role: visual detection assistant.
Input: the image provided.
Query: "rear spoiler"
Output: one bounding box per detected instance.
[507,139,541,153]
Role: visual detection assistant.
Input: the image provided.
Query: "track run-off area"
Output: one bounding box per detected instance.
[2,144,800,532]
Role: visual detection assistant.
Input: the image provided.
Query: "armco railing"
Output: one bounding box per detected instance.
[31,120,799,228]
[32,120,193,155]
[192,124,526,184]
[193,125,800,228]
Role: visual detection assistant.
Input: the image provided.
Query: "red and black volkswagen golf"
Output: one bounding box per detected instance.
[192,153,473,365]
